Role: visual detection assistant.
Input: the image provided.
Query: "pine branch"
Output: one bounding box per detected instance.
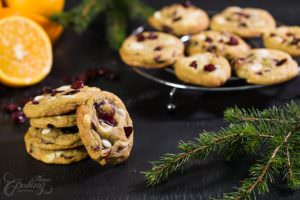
[144,101,300,200]
[51,0,109,33]
[121,0,154,21]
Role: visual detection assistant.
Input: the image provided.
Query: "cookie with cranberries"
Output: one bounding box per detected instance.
[211,7,276,38]
[120,31,184,68]
[188,31,250,60]
[234,49,298,85]
[77,91,133,166]
[148,3,209,36]
[174,53,231,87]
[24,85,101,118]
[263,26,300,56]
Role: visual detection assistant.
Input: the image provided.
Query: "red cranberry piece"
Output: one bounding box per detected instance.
[226,37,239,46]
[203,64,216,72]
[239,22,247,27]
[136,33,146,42]
[71,80,84,90]
[270,33,276,37]
[124,127,133,138]
[256,71,263,75]
[275,58,287,66]
[32,100,39,104]
[147,32,158,40]
[94,101,117,126]
[75,74,87,82]
[181,0,192,7]
[173,16,182,22]
[154,46,163,51]
[189,60,198,69]
[3,103,18,113]
[162,25,173,33]
[11,111,26,124]
[205,37,213,43]
[286,32,295,37]
[206,45,217,52]
[235,12,250,18]
[290,38,300,45]
[154,55,165,64]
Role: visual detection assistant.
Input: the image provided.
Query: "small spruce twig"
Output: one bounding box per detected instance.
[144,101,300,199]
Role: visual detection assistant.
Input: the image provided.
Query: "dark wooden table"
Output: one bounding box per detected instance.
[1,0,300,199]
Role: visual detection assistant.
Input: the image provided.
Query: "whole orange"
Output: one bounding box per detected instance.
[5,0,64,17]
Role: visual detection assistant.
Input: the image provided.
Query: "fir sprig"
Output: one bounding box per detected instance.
[51,0,154,49]
[144,101,300,199]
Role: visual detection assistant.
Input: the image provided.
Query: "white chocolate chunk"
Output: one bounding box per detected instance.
[57,85,71,91]
[41,128,51,135]
[251,63,263,72]
[45,153,56,161]
[129,42,144,50]
[34,95,44,102]
[102,139,112,148]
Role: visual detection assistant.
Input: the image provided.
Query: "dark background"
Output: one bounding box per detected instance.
[1,0,300,199]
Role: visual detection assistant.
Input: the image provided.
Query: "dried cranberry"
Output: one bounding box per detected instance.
[162,25,173,33]
[124,127,133,138]
[147,32,158,40]
[3,103,18,113]
[270,33,276,37]
[226,36,239,46]
[75,74,87,82]
[154,46,163,51]
[50,90,63,96]
[11,111,26,124]
[206,45,217,52]
[181,0,192,7]
[136,33,146,42]
[32,100,39,105]
[235,12,250,18]
[203,64,216,72]
[256,71,263,75]
[286,32,295,37]
[290,38,300,45]
[205,37,213,43]
[94,101,117,126]
[154,55,165,64]
[173,16,182,22]
[239,22,247,27]
[71,80,84,90]
[275,58,287,66]
[189,60,198,69]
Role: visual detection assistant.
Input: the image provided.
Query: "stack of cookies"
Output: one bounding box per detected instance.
[23,83,134,165]
[120,3,299,87]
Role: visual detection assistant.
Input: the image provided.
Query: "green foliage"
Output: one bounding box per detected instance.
[143,101,300,199]
[51,0,154,50]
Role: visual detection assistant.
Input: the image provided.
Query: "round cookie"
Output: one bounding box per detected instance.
[234,49,299,85]
[119,31,184,68]
[27,127,82,148]
[25,140,88,165]
[211,7,276,38]
[77,91,133,166]
[263,26,300,57]
[24,85,101,118]
[188,31,251,60]
[30,114,77,128]
[148,3,209,36]
[174,53,231,87]
[25,128,83,150]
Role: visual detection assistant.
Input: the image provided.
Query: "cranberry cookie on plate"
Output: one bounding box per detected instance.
[235,49,298,85]
[119,31,184,68]
[187,31,250,60]
[211,7,276,38]
[77,91,133,166]
[263,26,300,56]
[174,53,231,87]
[148,2,209,35]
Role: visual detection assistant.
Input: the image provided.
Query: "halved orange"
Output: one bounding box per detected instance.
[0,16,53,87]
[0,8,63,43]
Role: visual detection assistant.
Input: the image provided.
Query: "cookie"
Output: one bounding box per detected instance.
[187,31,251,60]
[25,128,83,150]
[25,139,88,165]
[263,26,300,57]
[174,53,231,87]
[77,91,133,166]
[148,3,209,36]
[119,31,184,68]
[211,7,276,38]
[24,85,101,118]
[30,114,77,128]
[27,127,82,148]
[234,49,298,85]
